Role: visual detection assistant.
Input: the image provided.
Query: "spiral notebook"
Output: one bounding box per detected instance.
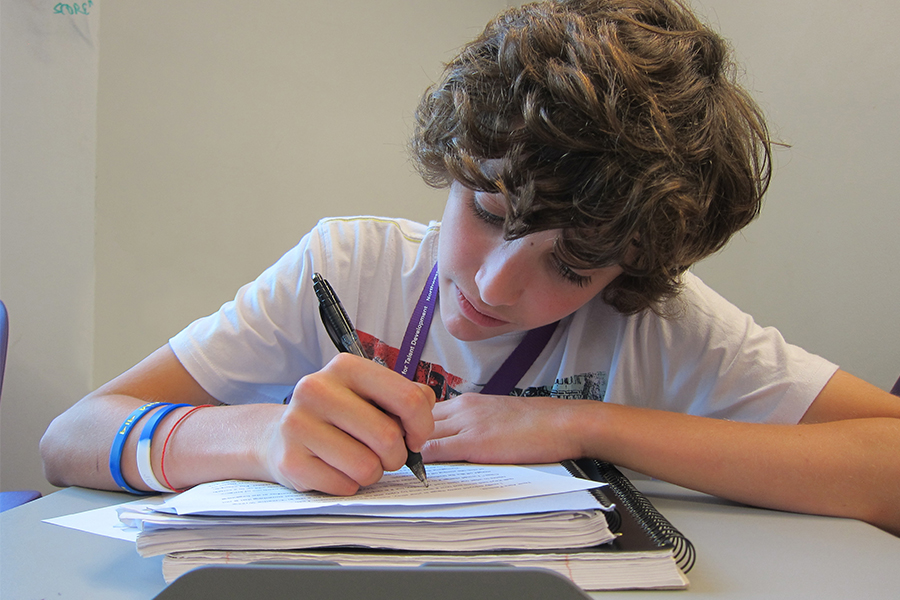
[563,458,696,573]
[144,461,694,591]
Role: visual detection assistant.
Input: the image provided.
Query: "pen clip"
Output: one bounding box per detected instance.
[318,303,347,353]
[313,273,368,358]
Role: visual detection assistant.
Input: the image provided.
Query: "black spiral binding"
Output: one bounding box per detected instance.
[563,459,696,573]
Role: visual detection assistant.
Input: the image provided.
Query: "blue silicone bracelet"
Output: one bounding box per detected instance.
[109,402,167,494]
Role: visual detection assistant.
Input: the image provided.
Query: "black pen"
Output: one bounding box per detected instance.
[312,273,428,487]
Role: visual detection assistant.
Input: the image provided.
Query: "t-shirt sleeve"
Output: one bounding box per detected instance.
[168,227,328,405]
[607,273,839,424]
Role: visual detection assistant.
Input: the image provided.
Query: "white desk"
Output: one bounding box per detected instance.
[3,476,899,599]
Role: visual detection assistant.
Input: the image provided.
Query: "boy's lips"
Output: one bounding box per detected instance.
[455,285,509,327]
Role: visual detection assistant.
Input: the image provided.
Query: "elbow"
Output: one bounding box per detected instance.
[879,521,900,538]
[855,449,900,538]
[866,488,900,538]
[863,505,900,538]
[838,418,900,538]
[39,416,72,488]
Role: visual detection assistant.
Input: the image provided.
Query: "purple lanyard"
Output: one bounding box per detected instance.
[393,263,558,396]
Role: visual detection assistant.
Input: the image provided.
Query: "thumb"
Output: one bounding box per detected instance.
[420,436,459,463]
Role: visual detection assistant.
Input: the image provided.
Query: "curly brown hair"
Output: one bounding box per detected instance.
[411,0,771,314]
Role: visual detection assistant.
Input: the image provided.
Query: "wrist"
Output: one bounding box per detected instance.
[253,404,289,483]
[559,399,610,460]
[156,403,287,490]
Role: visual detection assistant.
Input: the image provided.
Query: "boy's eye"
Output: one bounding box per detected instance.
[552,255,593,287]
[470,194,506,227]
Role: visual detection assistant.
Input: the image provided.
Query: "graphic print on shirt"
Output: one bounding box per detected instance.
[358,331,608,403]
[359,331,466,401]
[510,371,609,401]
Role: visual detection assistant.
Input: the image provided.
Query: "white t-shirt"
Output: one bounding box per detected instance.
[170,216,838,425]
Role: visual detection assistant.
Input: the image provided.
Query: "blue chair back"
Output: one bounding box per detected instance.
[0,299,43,512]
[0,299,7,398]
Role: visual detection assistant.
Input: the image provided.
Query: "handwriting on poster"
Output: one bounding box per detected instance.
[53,1,93,16]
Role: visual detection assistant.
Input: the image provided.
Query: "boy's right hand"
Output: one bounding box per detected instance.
[263,353,435,495]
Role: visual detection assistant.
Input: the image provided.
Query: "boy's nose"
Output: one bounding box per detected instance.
[474,242,531,307]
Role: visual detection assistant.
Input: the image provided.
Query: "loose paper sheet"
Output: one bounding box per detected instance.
[44,495,169,542]
[158,463,604,515]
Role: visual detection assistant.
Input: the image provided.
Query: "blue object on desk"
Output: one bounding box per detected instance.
[0,490,42,513]
[152,563,592,600]
[0,300,43,512]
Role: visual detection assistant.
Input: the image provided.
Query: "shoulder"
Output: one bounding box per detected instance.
[313,216,439,279]
[315,216,432,247]
[676,271,750,320]
[637,271,759,342]
[640,273,836,421]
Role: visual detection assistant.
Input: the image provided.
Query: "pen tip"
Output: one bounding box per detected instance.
[406,455,428,487]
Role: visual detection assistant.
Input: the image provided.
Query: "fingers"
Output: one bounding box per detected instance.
[289,368,406,473]
[273,354,435,494]
[401,382,438,451]
[423,393,578,466]
[316,354,436,451]
[272,455,362,497]
[422,395,477,463]
[270,408,382,495]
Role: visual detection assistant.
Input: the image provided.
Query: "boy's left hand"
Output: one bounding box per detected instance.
[422,393,585,464]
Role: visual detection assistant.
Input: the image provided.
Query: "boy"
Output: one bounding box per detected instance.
[41,0,900,535]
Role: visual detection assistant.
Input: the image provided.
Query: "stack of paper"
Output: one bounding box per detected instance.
[125,506,614,556]
[48,463,689,591]
[122,464,613,555]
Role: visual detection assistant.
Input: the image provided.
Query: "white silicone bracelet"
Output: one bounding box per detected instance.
[136,403,190,493]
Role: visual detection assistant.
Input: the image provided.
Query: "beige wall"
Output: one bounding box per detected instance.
[1,0,898,496]
[92,1,506,385]
[1,1,99,496]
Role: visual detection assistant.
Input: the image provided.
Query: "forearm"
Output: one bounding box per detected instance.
[41,346,436,496]
[139,402,283,492]
[40,393,280,491]
[571,401,900,535]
